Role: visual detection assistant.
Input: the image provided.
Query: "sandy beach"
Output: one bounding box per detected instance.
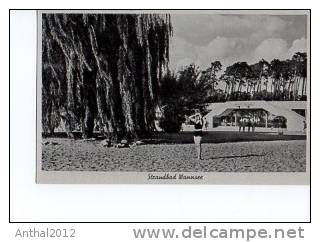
[41,139,306,172]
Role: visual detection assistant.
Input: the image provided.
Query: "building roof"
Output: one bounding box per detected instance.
[206,100,307,111]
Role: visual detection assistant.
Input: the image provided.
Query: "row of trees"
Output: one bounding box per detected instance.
[42,13,172,139]
[204,52,307,102]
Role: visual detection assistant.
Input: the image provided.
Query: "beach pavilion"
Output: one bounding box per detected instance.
[203,101,307,132]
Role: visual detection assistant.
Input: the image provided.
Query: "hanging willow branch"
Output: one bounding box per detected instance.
[42,13,172,140]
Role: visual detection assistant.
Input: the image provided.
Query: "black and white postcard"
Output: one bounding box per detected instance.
[36,10,310,184]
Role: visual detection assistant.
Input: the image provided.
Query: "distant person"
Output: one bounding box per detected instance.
[189,110,204,160]
[252,118,256,132]
[239,118,243,132]
[242,118,247,132]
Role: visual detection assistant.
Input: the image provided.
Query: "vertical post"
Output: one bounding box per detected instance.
[234,112,237,127]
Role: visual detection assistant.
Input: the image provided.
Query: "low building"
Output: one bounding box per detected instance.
[203,101,307,132]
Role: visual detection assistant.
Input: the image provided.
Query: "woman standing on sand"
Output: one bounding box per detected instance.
[189,110,204,160]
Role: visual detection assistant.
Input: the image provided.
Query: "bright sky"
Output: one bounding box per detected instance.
[169,14,308,72]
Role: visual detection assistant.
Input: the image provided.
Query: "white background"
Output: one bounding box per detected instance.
[2,0,319,241]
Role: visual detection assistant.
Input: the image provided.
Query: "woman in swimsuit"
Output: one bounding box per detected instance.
[189,110,204,160]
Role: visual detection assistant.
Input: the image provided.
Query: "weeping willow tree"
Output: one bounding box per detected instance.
[42,13,172,140]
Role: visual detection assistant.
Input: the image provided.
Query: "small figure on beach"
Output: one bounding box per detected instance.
[189,109,204,160]
[251,117,256,132]
[239,117,246,132]
[239,117,245,132]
